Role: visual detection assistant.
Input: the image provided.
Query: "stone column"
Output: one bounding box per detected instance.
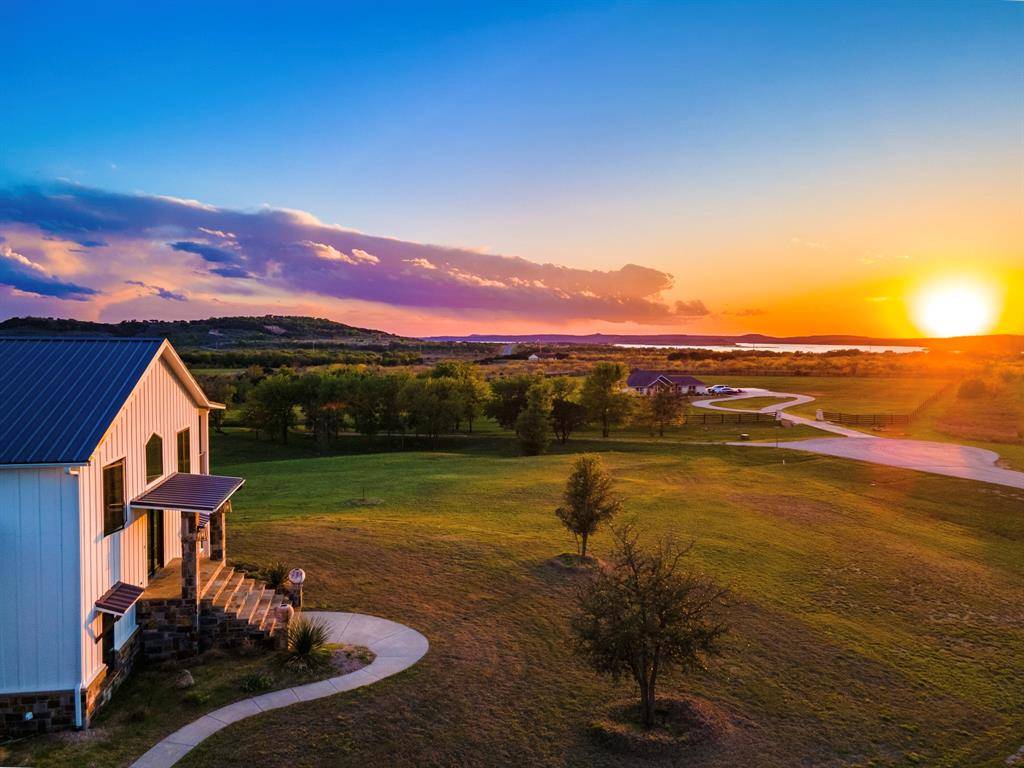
[180,513,202,606]
[209,502,228,563]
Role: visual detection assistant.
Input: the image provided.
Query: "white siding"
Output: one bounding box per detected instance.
[0,467,80,693]
[77,356,203,687]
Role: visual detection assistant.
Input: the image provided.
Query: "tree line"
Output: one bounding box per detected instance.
[222,360,692,453]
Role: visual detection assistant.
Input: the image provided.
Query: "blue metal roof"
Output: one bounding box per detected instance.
[0,337,164,465]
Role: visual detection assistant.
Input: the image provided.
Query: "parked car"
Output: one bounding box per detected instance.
[708,384,738,395]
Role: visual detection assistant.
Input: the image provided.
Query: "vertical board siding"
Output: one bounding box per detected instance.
[78,356,203,687]
[0,468,80,693]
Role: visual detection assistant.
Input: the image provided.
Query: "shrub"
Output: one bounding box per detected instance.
[958,379,989,399]
[260,561,289,590]
[286,618,331,670]
[240,670,275,692]
[183,690,211,706]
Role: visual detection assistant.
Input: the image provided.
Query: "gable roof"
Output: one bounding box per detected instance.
[0,337,217,466]
[626,370,706,389]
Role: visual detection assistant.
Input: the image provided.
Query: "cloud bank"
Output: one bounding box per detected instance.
[0,183,703,326]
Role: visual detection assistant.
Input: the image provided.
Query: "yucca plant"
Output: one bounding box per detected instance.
[285,618,331,671]
[260,560,289,590]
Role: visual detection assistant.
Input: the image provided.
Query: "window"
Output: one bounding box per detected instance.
[101,612,116,669]
[102,459,125,536]
[145,433,163,483]
[176,428,191,473]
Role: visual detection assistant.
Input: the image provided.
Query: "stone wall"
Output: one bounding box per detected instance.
[0,627,140,737]
[136,598,199,662]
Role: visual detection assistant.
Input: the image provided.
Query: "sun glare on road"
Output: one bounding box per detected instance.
[911,277,1000,338]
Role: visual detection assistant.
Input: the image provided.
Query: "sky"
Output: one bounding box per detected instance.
[0,1,1021,338]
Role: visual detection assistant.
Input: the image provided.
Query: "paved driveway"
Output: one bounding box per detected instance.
[737,436,1024,489]
[693,388,1024,488]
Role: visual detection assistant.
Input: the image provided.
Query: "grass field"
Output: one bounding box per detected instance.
[10,427,1022,768]
[709,396,795,411]
[714,376,948,419]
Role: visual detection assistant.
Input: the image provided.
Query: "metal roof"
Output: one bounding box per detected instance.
[131,472,245,523]
[0,337,164,465]
[95,581,145,617]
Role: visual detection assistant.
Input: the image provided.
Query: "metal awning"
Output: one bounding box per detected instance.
[131,472,244,524]
[96,581,145,617]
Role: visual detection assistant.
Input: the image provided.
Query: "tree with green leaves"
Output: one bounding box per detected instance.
[486,374,540,433]
[196,375,236,433]
[646,387,684,437]
[555,454,621,558]
[571,525,728,728]
[516,380,553,455]
[432,361,490,432]
[549,376,587,444]
[580,362,632,437]
[245,373,300,443]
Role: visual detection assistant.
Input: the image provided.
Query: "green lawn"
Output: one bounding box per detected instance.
[715,376,949,418]
[9,427,1020,768]
[710,396,795,411]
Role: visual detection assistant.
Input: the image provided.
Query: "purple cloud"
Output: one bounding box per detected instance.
[124,280,187,301]
[0,245,97,300]
[0,183,704,323]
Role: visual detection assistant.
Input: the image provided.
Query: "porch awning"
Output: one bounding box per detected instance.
[131,472,245,524]
[96,581,145,617]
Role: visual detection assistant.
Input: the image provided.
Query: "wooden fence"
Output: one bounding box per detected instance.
[683,412,779,425]
[821,412,911,426]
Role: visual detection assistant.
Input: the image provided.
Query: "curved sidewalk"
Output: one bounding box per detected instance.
[131,612,428,768]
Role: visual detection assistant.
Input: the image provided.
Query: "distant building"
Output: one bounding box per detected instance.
[626,370,707,395]
[527,353,541,361]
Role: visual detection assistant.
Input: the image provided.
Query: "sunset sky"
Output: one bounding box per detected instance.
[1,1,1021,338]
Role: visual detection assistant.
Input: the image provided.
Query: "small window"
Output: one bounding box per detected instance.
[102,459,125,536]
[145,434,163,483]
[176,428,191,473]
[101,612,116,669]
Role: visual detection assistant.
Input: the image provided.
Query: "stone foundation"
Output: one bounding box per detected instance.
[136,598,199,662]
[0,627,140,737]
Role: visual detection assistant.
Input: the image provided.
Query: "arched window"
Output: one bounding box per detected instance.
[145,433,163,483]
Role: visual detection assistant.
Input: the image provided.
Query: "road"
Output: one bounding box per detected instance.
[691,388,1024,489]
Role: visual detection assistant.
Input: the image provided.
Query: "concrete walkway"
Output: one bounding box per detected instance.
[693,388,1024,488]
[130,612,428,768]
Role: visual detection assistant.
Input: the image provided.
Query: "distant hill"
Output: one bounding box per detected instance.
[426,332,1024,355]
[0,315,411,348]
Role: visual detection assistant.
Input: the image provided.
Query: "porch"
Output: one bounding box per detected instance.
[141,557,226,602]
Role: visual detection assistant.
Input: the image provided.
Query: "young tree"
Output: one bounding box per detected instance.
[550,376,587,444]
[516,380,553,455]
[486,374,540,432]
[648,387,684,437]
[555,454,621,558]
[571,526,728,728]
[581,362,632,437]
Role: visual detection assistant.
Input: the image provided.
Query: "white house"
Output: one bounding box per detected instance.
[0,337,285,736]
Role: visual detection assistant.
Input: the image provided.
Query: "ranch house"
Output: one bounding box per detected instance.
[626,370,708,396]
[0,337,292,736]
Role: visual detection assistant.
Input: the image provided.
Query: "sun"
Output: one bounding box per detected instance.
[910,278,1000,338]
